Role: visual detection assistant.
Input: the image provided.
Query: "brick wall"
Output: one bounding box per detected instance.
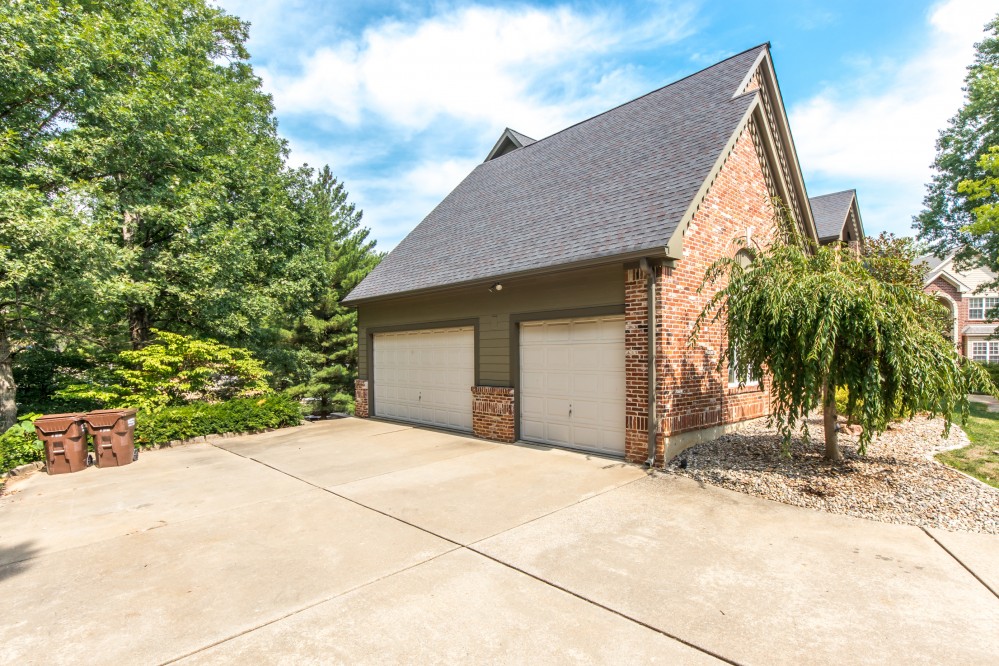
[925,277,964,352]
[623,123,775,465]
[471,386,515,442]
[625,266,652,463]
[354,379,369,418]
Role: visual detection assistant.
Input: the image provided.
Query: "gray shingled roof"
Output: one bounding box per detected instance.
[917,253,946,273]
[506,128,536,148]
[809,190,855,241]
[346,45,766,303]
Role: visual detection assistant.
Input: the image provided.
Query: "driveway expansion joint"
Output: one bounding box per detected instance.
[920,527,999,600]
[212,443,735,665]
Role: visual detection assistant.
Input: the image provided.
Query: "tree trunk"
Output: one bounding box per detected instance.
[123,210,151,350]
[822,383,842,462]
[129,305,150,350]
[0,324,17,431]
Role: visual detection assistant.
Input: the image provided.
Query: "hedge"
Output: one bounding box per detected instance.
[0,424,44,475]
[1,394,303,475]
[134,394,303,446]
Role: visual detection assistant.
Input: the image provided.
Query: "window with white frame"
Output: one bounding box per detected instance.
[968,297,999,320]
[728,346,759,386]
[971,341,999,363]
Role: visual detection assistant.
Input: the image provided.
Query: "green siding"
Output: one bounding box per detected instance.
[356,264,624,386]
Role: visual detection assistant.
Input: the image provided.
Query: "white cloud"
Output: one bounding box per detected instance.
[262,3,694,137]
[256,2,696,249]
[790,0,996,237]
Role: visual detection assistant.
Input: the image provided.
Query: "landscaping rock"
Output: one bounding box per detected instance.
[662,414,999,534]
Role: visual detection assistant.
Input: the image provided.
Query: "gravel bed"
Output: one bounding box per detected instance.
[661,414,999,534]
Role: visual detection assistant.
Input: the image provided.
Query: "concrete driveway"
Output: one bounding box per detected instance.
[1,418,997,665]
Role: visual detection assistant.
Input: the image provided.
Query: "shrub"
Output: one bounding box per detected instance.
[0,414,44,474]
[975,362,999,396]
[57,330,271,411]
[133,394,303,446]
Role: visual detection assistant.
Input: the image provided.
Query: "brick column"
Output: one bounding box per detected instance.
[624,267,650,463]
[354,379,369,418]
[471,386,515,442]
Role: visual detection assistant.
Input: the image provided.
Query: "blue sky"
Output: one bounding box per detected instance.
[216,0,996,251]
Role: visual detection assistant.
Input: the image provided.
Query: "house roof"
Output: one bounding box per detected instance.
[484,128,537,161]
[809,190,857,242]
[346,45,772,303]
[505,128,536,148]
[917,253,945,273]
[919,253,973,292]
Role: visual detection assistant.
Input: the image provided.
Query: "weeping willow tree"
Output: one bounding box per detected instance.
[693,202,994,462]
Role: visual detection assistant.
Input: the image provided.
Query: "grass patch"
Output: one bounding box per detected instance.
[937,401,999,489]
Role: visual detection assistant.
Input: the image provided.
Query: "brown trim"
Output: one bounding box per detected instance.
[365,318,479,420]
[344,249,668,306]
[508,305,626,442]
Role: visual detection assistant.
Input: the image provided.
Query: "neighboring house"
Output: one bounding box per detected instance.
[343,44,865,466]
[919,254,999,363]
[810,189,864,247]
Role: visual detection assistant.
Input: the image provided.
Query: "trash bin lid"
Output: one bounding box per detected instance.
[34,413,85,435]
[83,408,138,428]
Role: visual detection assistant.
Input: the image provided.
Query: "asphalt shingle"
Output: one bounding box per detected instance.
[809,190,856,242]
[346,46,767,303]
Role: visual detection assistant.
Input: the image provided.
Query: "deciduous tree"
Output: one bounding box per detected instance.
[916,13,999,291]
[694,206,992,462]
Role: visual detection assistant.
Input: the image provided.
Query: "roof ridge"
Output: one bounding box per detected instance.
[508,43,769,153]
[809,189,856,200]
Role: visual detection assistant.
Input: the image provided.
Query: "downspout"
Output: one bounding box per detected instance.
[639,258,657,467]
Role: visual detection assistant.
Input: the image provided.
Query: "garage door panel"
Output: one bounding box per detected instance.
[546,422,571,443]
[521,371,545,392]
[544,398,571,419]
[545,347,571,369]
[521,395,545,419]
[373,327,473,433]
[570,374,604,397]
[545,372,571,395]
[519,316,625,456]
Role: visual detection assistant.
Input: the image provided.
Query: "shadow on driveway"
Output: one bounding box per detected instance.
[0,541,40,582]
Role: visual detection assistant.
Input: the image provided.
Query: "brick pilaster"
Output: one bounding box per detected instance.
[625,267,651,463]
[354,379,369,418]
[471,386,515,443]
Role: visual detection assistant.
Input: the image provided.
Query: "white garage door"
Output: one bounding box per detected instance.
[519,316,625,456]
[373,327,474,432]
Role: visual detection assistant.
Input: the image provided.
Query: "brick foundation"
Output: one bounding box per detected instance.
[471,386,515,443]
[354,379,369,418]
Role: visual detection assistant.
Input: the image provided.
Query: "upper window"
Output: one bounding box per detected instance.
[968,297,999,320]
[971,341,999,364]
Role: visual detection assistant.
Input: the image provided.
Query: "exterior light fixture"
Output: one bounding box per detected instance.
[489,283,503,292]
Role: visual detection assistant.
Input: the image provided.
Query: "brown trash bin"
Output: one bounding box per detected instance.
[34,413,88,475]
[83,409,138,468]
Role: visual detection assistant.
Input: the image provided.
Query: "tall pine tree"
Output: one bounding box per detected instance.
[283,166,379,416]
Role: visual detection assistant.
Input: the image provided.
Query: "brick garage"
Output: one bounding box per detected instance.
[344,45,864,465]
